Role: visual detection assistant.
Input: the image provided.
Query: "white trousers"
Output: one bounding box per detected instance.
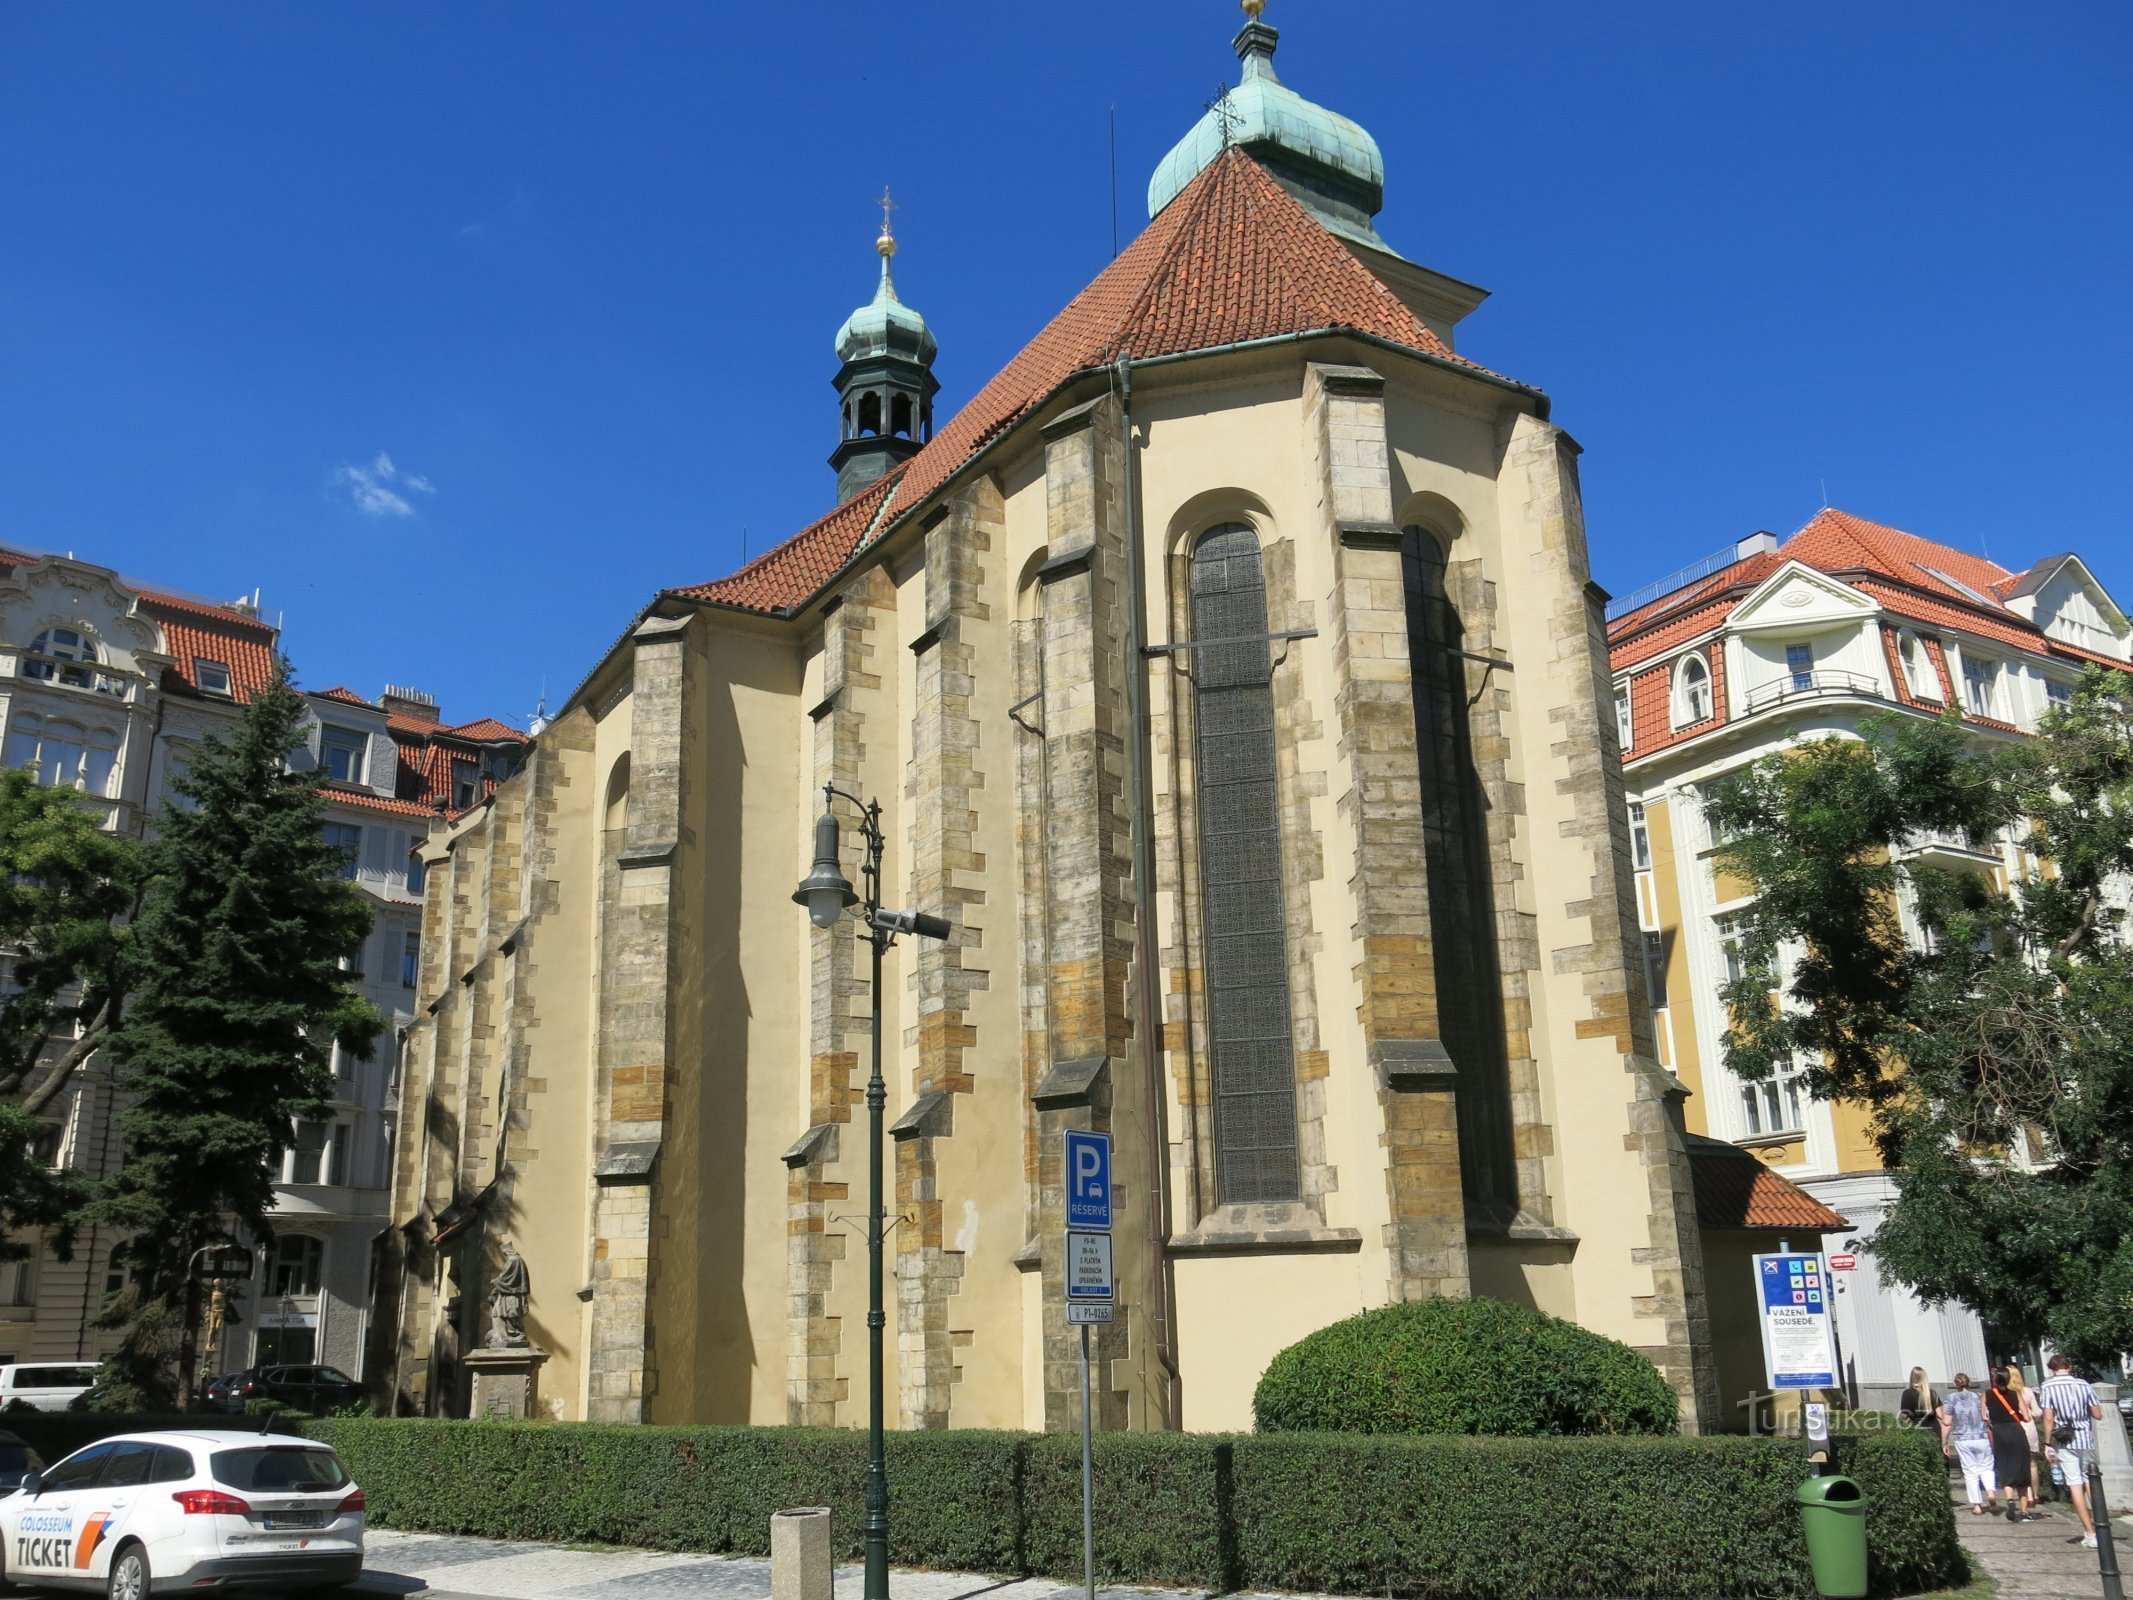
[1955,1436,1995,1505]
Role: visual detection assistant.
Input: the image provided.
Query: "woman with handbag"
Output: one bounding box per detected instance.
[1987,1366,2034,1520]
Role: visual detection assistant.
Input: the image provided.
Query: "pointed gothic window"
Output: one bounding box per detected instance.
[1402,526,1517,1209]
[1190,523,1299,1204]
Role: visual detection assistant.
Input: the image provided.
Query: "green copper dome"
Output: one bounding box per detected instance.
[1148,19,1387,249]
[834,233,937,365]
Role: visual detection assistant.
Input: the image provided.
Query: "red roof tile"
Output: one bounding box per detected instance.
[1687,1135,1849,1231]
[146,605,278,701]
[670,149,1529,616]
[314,686,374,707]
[319,783,441,820]
[1782,509,2014,612]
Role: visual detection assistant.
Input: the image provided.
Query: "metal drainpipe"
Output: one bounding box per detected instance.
[1116,358,1184,1430]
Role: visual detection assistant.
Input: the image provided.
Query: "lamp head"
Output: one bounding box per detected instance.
[793,808,858,928]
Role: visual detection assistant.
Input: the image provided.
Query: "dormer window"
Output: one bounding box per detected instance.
[1897,631,1940,700]
[1961,654,2001,719]
[194,659,232,696]
[320,725,367,784]
[1614,687,1633,751]
[1672,653,1714,728]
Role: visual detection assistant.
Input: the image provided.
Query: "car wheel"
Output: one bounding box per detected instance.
[106,1543,149,1600]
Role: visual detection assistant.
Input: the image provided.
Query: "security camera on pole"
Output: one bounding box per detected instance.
[1063,1128,1113,1600]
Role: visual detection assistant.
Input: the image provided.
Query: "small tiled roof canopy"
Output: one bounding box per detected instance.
[668,148,1536,619]
[1686,1135,1848,1232]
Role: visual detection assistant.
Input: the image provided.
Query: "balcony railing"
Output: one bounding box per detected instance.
[12,652,137,702]
[1742,669,1884,716]
[1897,825,1998,858]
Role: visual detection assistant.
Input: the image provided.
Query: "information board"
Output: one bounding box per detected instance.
[1066,1230,1114,1300]
[1754,1251,1838,1389]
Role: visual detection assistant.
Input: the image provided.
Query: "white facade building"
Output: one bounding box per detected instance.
[1609,508,2129,1409]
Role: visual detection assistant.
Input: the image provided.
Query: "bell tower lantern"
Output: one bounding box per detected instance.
[829,191,939,505]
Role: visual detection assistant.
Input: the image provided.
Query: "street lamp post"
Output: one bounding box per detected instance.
[793,785,950,1600]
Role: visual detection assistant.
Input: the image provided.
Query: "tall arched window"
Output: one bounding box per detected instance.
[1402,526,1517,1210]
[1898,630,1939,701]
[1673,654,1714,727]
[1190,522,1299,1204]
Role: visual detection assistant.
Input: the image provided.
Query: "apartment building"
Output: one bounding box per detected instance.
[0,544,525,1388]
[1609,507,2130,1407]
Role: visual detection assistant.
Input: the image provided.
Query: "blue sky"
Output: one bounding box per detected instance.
[2,1,2126,725]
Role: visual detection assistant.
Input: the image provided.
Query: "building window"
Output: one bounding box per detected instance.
[269,1235,324,1298]
[193,659,232,696]
[401,932,420,989]
[6,717,119,796]
[452,761,479,810]
[1614,686,1633,751]
[1715,912,1747,993]
[1898,631,1940,700]
[1673,654,1714,727]
[1785,642,1814,691]
[1189,522,1300,1205]
[1629,800,1651,871]
[1701,775,1742,848]
[284,1121,327,1185]
[322,822,362,878]
[2046,678,2074,711]
[1961,654,2000,718]
[24,629,111,692]
[1740,1062,1809,1138]
[0,1258,34,1308]
[1402,524,1518,1209]
[325,1122,349,1188]
[404,845,426,897]
[1642,930,1666,1007]
[320,726,367,784]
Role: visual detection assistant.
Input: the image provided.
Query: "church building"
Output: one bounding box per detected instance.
[378,5,1815,1433]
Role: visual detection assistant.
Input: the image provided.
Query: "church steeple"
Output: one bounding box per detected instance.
[829,190,939,505]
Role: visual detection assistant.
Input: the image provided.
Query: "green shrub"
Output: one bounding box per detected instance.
[3,1413,1961,1597]
[1253,1296,1679,1437]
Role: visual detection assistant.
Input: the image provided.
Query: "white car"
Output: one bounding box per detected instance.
[0,1365,101,1413]
[0,1430,363,1596]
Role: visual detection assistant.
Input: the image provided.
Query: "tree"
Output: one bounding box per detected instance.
[81,670,382,1406]
[1709,664,2133,1365]
[0,769,140,1260]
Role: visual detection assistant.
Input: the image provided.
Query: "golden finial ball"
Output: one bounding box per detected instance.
[877,229,897,260]
[1242,0,1266,18]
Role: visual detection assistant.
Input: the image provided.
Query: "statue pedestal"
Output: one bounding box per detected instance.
[463,1346,548,1420]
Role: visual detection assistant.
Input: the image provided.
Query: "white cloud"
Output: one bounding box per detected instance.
[333,452,436,518]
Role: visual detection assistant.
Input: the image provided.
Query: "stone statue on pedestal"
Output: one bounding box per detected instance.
[484,1247,530,1349]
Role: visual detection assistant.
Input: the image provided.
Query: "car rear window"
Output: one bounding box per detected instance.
[210,1446,349,1492]
[0,1444,34,1472]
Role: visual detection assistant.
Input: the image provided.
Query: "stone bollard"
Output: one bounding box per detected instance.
[771,1507,832,1600]
[2094,1383,2133,1516]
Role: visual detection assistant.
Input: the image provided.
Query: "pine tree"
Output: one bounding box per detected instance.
[1710,665,2133,1364]
[83,669,382,1406]
[0,769,140,1261]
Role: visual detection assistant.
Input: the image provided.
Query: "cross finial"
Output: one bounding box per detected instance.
[1206,85,1242,149]
[877,186,899,258]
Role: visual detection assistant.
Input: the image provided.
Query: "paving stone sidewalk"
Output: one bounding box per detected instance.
[1949,1486,2131,1599]
[349,1530,1333,1600]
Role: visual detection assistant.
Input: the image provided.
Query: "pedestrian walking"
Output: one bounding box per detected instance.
[1900,1365,1940,1429]
[1940,1374,1995,1514]
[2003,1363,2044,1512]
[1986,1366,2033,1520]
[2039,1353,2104,1550]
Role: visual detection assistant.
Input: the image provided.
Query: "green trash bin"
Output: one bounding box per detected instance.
[1796,1473,1868,1599]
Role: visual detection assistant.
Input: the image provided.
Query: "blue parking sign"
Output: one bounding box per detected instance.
[1064,1130,1112,1231]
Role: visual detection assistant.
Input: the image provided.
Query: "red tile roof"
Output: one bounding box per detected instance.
[319,783,442,820]
[1687,1135,1849,1231]
[143,603,279,701]
[1610,507,2131,757]
[438,716,529,744]
[314,686,374,706]
[670,149,1531,616]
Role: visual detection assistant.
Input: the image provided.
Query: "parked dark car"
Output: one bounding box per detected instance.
[0,1430,45,1493]
[207,1364,366,1415]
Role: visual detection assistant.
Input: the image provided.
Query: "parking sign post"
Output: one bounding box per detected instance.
[1062,1130,1112,1600]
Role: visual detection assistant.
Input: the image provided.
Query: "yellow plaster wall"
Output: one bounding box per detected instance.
[1643,797,1710,1137]
[1172,1249,1369,1432]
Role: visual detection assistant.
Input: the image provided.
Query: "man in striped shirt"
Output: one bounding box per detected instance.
[2039,1354,2105,1549]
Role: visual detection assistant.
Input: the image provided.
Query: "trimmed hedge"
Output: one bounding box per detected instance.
[0,1414,1964,1597]
[1254,1297,1680,1437]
